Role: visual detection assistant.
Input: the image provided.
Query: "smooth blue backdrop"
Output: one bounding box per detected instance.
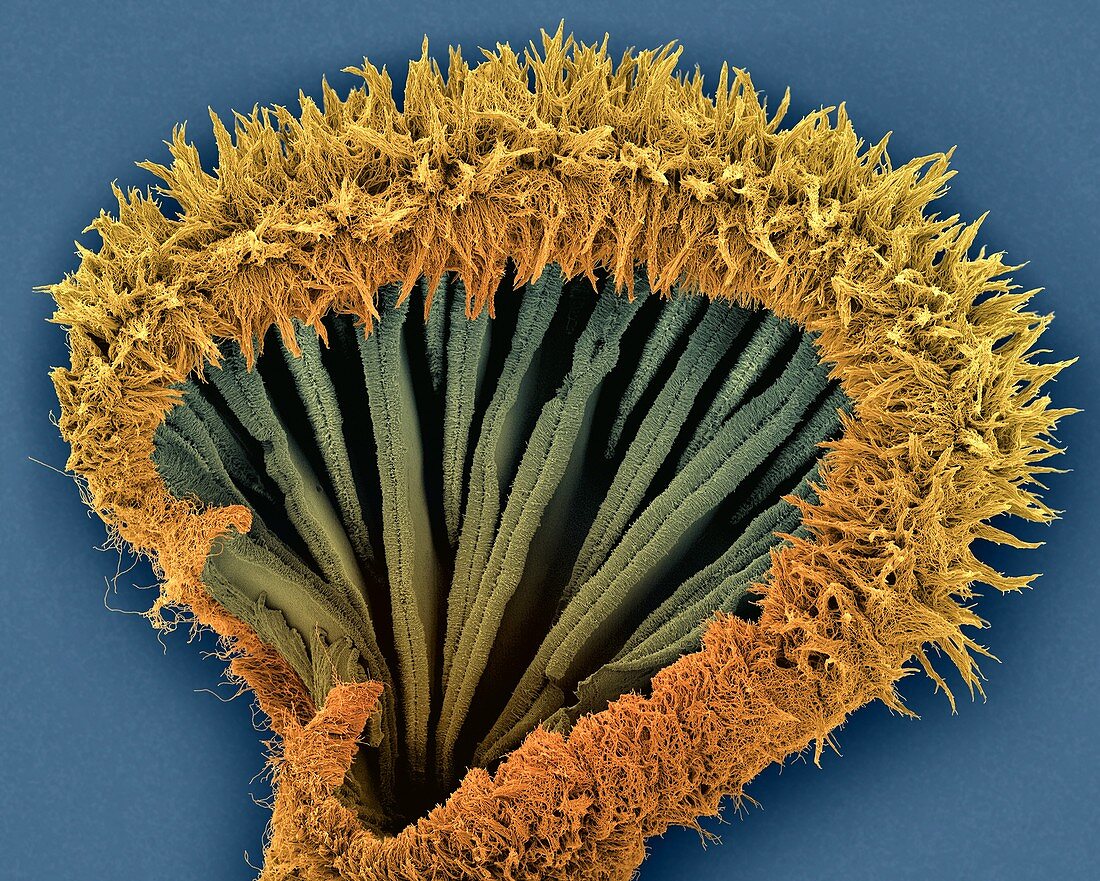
[2,2,1096,879]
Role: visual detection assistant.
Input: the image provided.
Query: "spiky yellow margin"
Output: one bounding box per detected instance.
[47,24,1072,881]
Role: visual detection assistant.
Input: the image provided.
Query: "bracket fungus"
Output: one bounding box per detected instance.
[47,25,1073,881]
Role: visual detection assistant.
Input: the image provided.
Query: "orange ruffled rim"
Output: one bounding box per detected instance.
[47,25,1072,880]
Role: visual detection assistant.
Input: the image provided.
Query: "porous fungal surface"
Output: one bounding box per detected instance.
[153,265,848,829]
[47,25,1071,881]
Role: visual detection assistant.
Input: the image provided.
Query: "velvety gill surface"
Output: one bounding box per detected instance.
[152,262,850,832]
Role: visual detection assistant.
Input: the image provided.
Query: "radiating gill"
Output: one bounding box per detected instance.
[152,262,850,831]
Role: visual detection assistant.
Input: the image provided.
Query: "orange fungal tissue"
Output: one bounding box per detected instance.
[46,24,1073,881]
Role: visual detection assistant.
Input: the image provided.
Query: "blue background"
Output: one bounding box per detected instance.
[2,2,1096,879]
